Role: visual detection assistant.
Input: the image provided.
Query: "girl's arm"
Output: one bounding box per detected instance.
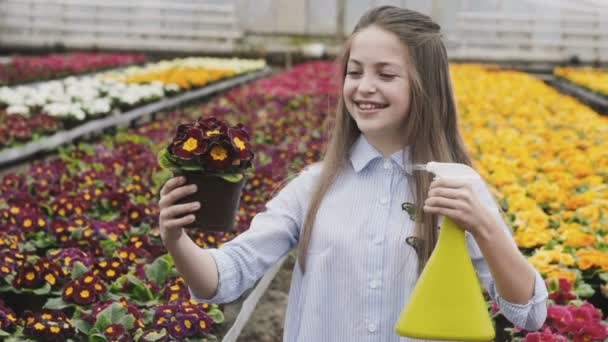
[163,229,220,300]
[159,165,318,304]
[471,213,537,305]
[159,176,219,299]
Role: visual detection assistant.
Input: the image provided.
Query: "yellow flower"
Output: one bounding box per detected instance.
[563,230,595,248]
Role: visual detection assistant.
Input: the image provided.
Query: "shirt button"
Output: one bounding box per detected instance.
[374,238,383,245]
[380,196,388,205]
[383,159,391,170]
[370,280,379,289]
[368,323,377,333]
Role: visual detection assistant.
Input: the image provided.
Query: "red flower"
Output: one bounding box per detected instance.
[72,284,97,305]
[196,117,227,138]
[203,141,234,170]
[104,324,125,339]
[548,278,577,305]
[171,128,208,160]
[228,127,252,159]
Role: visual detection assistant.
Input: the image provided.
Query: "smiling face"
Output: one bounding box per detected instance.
[343,25,412,154]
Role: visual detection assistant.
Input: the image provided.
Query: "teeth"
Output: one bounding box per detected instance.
[357,102,386,110]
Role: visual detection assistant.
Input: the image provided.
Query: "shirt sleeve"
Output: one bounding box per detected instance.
[466,180,548,331]
[189,164,320,304]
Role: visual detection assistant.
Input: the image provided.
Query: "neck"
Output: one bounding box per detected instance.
[365,133,407,157]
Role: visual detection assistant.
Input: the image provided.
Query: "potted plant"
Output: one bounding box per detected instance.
[157,116,254,231]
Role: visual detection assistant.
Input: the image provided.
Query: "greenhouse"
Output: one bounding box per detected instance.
[0,0,607,341]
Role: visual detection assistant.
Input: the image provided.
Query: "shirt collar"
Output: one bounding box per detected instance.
[349,134,412,174]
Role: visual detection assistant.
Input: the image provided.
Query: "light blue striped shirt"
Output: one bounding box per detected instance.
[191,134,548,341]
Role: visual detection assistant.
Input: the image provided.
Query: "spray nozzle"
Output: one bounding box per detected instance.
[412,162,481,180]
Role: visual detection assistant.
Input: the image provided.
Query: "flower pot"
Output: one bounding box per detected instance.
[175,172,245,232]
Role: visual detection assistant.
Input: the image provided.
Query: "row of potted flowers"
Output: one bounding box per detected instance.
[0,53,147,86]
[0,56,266,151]
[451,63,607,340]
[0,61,333,341]
[554,66,608,98]
[102,57,267,90]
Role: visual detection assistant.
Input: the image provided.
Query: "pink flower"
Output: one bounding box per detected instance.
[522,327,569,342]
[547,305,573,334]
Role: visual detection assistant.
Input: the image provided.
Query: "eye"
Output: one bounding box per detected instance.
[379,73,396,80]
[346,70,362,77]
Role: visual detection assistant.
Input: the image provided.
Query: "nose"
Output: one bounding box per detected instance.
[357,75,376,94]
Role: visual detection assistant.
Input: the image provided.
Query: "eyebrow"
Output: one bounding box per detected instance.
[348,59,401,68]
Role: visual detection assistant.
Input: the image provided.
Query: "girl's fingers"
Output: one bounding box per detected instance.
[162,215,196,230]
[160,201,201,221]
[425,197,467,210]
[160,176,185,196]
[430,178,472,189]
[159,184,198,208]
[428,187,469,200]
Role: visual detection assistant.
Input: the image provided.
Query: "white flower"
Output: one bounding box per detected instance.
[84,98,112,115]
[6,105,30,116]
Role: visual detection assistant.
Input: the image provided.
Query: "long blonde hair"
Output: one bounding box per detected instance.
[297,6,473,274]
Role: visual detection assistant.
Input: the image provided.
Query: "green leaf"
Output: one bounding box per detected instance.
[33,283,51,295]
[220,173,243,183]
[44,297,70,310]
[127,275,154,302]
[133,328,144,341]
[72,318,93,334]
[157,149,176,170]
[144,255,173,287]
[207,308,225,324]
[95,302,126,330]
[152,169,173,192]
[70,228,83,240]
[180,165,204,171]
[142,309,155,325]
[109,275,128,293]
[90,333,108,342]
[140,328,167,342]
[118,314,135,330]
[574,282,595,298]
[72,261,89,280]
[599,272,608,283]
[0,329,10,337]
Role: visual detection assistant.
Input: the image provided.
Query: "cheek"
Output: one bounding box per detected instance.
[342,79,356,98]
[386,83,411,110]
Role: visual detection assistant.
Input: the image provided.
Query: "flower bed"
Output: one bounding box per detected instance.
[554,67,608,98]
[452,64,607,340]
[0,57,266,151]
[0,61,334,341]
[0,53,147,86]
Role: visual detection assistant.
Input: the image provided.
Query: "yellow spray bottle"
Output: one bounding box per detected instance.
[394,162,495,341]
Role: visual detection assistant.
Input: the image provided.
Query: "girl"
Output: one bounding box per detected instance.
[159,6,548,341]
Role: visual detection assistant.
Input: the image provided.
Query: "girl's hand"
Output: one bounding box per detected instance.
[422,178,493,238]
[159,176,201,243]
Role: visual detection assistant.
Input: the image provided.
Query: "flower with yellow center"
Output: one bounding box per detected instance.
[183,137,199,152]
[44,273,56,285]
[210,146,228,161]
